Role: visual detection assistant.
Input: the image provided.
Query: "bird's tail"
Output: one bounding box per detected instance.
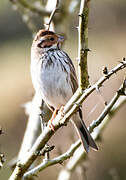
[71,109,98,153]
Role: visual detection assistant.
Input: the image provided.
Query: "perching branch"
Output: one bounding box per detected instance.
[78,0,90,91]
[24,77,126,179]
[9,60,126,180]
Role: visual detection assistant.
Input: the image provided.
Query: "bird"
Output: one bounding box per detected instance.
[31,29,98,153]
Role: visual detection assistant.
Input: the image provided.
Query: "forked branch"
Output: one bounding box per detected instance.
[9,59,126,180]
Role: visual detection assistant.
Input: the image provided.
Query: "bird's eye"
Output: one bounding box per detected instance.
[50,37,54,41]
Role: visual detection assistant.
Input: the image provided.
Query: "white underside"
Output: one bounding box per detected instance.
[31,50,73,109]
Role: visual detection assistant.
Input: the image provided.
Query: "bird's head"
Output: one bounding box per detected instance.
[32,29,64,52]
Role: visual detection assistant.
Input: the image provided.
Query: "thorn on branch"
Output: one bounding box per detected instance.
[87,85,91,88]
[104,101,108,106]
[78,13,82,17]
[123,57,126,61]
[81,48,90,54]
[120,61,126,66]
[81,49,84,54]
[118,60,126,68]
[102,66,109,75]
[78,13,85,18]
[117,77,126,96]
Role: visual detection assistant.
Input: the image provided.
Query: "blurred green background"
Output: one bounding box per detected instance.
[0,0,126,179]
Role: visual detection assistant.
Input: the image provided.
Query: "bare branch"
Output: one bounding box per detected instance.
[9,60,126,180]
[24,79,125,179]
[23,140,81,179]
[78,0,90,91]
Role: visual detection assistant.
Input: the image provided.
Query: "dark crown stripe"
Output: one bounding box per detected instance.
[39,30,54,37]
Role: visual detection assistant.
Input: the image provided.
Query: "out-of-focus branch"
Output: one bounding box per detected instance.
[78,0,90,91]
[18,94,41,161]
[58,81,126,180]
[89,77,126,133]
[10,0,50,16]
[9,60,126,180]
[10,1,38,36]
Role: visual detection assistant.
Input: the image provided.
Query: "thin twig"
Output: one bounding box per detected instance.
[9,60,126,180]
[46,0,59,30]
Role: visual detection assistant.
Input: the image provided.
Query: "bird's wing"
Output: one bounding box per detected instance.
[62,51,78,94]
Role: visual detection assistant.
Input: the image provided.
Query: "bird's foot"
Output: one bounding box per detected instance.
[59,106,65,117]
[48,108,58,131]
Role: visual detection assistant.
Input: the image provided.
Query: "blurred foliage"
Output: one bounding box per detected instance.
[0,0,126,179]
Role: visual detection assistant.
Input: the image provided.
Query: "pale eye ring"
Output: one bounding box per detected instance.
[50,37,54,41]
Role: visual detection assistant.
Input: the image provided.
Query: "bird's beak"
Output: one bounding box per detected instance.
[58,35,64,43]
